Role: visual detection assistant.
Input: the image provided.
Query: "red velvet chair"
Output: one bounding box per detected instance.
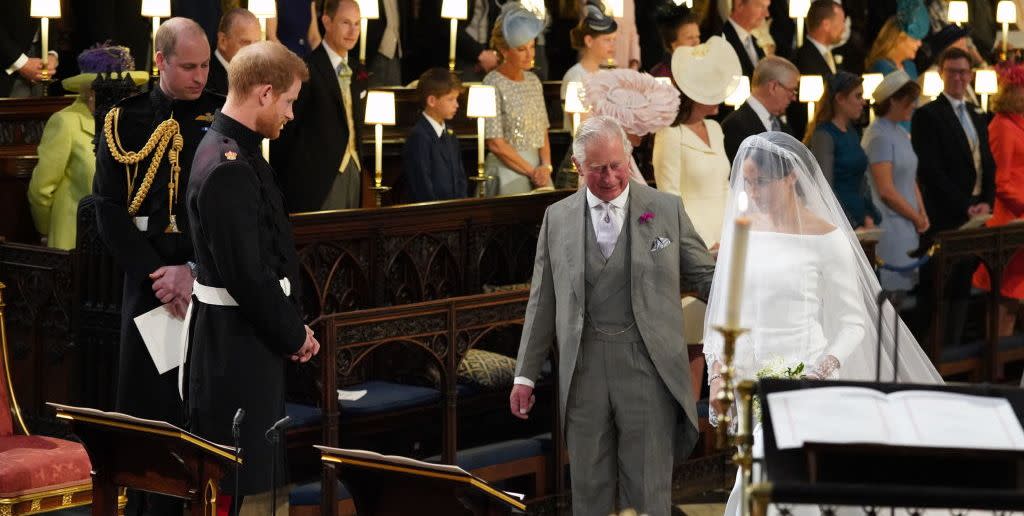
[0,282,94,515]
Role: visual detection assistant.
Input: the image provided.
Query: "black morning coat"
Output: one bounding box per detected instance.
[93,85,223,426]
[184,112,306,495]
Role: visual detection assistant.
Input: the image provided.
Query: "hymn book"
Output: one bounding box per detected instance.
[767,387,1024,451]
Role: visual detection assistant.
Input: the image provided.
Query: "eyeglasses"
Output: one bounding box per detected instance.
[773,80,799,98]
[941,67,973,78]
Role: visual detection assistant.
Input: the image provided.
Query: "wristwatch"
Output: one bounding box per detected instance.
[187,261,198,279]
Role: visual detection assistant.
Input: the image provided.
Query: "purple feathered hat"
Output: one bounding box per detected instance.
[63,43,148,93]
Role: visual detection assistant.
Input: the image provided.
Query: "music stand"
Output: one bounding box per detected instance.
[49,403,241,516]
[315,445,527,515]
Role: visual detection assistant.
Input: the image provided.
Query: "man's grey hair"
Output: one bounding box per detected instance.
[751,56,799,88]
[571,115,633,166]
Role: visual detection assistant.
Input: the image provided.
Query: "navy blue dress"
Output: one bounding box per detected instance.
[816,122,881,228]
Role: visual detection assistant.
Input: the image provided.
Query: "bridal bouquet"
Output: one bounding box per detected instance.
[751,358,805,423]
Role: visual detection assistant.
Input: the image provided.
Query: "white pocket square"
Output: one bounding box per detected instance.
[650,237,671,252]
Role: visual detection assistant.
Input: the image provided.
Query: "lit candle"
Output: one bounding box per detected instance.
[449,19,458,71]
[477,118,485,170]
[360,18,369,63]
[725,195,751,328]
[40,17,49,69]
[374,123,383,187]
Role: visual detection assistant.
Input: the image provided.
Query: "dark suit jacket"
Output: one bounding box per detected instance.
[912,94,996,233]
[412,0,500,75]
[206,52,229,96]
[402,115,468,202]
[271,44,365,212]
[769,0,796,60]
[721,101,792,163]
[787,39,835,142]
[0,0,33,96]
[722,21,764,78]
[347,1,413,80]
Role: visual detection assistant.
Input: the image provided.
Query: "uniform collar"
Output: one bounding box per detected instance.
[212,111,262,154]
[150,82,175,117]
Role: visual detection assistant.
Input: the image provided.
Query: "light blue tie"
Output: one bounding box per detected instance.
[957,103,979,149]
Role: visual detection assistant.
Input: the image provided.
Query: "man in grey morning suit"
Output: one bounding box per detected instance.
[509,116,716,516]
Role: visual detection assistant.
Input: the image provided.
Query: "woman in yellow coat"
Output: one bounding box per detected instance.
[27,45,146,249]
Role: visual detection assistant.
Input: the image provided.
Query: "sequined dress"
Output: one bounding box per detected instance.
[483,69,549,195]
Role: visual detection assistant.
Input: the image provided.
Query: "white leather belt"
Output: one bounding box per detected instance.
[177,277,291,399]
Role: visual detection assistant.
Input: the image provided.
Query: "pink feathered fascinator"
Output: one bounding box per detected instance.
[583,69,681,137]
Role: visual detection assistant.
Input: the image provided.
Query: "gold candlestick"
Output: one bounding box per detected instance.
[713,325,748,449]
[735,379,757,514]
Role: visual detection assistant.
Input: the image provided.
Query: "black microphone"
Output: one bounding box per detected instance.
[231,408,245,516]
[232,408,245,439]
[264,416,291,443]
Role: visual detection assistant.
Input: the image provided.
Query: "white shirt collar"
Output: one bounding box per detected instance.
[807,36,831,58]
[586,182,630,210]
[423,112,446,138]
[728,18,753,44]
[943,91,967,111]
[214,49,230,70]
[746,95,774,132]
[322,40,346,73]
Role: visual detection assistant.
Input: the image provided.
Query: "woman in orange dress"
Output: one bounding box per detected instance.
[973,61,1024,336]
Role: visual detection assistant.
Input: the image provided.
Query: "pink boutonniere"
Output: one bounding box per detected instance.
[355,68,371,82]
[639,211,655,224]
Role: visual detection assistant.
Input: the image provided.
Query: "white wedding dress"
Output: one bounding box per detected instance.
[705,132,944,516]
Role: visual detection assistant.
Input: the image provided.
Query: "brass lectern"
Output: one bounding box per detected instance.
[49,403,241,516]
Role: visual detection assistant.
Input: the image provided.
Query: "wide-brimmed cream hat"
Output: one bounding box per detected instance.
[61,44,148,93]
[670,36,742,106]
[872,70,912,104]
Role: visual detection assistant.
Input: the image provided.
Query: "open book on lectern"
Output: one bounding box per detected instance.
[766,387,1024,451]
[314,446,526,501]
[48,402,236,455]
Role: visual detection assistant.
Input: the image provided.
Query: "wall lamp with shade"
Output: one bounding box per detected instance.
[441,0,467,71]
[799,75,824,124]
[140,0,168,79]
[467,84,497,197]
[364,90,396,206]
[975,69,998,113]
[356,0,380,65]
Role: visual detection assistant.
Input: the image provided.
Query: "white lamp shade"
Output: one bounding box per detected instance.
[248,0,276,18]
[357,0,380,19]
[140,0,170,17]
[31,0,61,18]
[364,90,396,125]
[440,0,467,19]
[976,69,999,95]
[724,75,751,107]
[789,0,810,19]
[862,73,884,100]
[947,1,969,24]
[799,75,824,103]
[604,0,624,17]
[923,70,944,97]
[467,85,497,118]
[997,0,1017,23]
[564,81,587,114]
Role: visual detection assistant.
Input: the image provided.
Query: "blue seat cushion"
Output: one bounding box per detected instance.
[425,439,544,471]
[289,480,350,506]
[999,334,1024,351]
[942,341,985,363]
[339,381,441,416]
[285,403,322,428]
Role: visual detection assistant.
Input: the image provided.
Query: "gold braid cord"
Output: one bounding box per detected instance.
[103,107,184,217]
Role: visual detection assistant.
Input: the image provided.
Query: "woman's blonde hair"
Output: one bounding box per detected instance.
[992,84,1024,114]
[490,21,509,52]
[866,18,908,71]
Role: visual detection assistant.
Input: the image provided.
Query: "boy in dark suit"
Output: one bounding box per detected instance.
[401,68,468,202]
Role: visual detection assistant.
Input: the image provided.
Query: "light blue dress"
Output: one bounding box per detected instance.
[863,117,920,291]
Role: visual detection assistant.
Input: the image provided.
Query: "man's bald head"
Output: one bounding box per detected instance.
[155,17,211,100]
[156,17,210,59]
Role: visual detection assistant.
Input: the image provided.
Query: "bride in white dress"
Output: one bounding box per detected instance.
[703,132,944,515]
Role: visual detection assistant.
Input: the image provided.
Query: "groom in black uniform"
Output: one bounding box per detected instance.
[184,40,319,513]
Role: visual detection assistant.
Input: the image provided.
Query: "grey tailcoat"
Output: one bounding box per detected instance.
[515,181,716,462]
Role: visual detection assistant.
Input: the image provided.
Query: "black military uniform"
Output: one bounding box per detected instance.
[93,84,223,515]
[185,112,306,495]
[94,85,223,421]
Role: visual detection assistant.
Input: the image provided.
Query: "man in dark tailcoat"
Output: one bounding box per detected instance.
[208,7,262,96]
[184,40,319,513]
[92,17,222,516]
